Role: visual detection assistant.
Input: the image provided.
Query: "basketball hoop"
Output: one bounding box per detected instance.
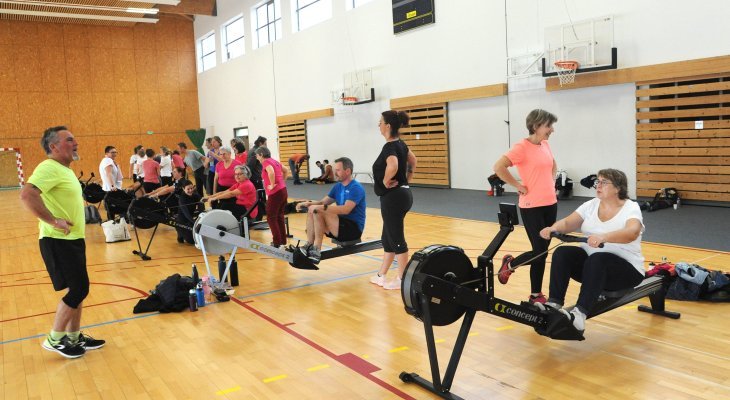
[342,96,358,105]
[554,61,579,86]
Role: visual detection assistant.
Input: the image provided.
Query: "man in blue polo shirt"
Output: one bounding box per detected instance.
[296,157,366,264]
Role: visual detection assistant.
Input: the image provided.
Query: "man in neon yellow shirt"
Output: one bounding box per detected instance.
[20,126,105,359]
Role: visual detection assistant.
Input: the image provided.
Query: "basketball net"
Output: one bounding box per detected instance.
[554,61,579,86]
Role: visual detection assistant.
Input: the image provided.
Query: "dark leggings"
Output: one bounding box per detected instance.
[266,188,288,246]
[193,167,205,197]
[512,204,557,293]
[549,246,644,314]
[379,187,413,254]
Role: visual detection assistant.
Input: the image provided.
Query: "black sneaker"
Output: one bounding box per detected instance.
[307,247,321,265]
[42,336,86,359]
[78,332,106,350]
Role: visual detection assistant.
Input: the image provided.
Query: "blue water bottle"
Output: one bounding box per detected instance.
[196,283,205,307]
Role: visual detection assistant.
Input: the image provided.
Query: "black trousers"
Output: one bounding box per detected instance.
[379,187,413,254]
[512,204,557,293]
[193,167,205,197]
[549,246,644,314]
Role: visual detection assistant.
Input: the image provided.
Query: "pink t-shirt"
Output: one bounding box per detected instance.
[215,160,241,188]
[261,158,286,196]
[505,138,557,208]
[172,154,184,168]
[230,180,258,219]
[141,159,160,183]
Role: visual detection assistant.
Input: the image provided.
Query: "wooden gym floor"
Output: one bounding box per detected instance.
[1,189,729,400]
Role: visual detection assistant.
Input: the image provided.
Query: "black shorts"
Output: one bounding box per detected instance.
[39,238,88,291]
[327,216,362,242]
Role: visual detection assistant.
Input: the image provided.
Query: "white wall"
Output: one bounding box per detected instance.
[195,0,730,197]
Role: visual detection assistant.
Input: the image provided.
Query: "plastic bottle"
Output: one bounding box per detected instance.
[192,264,199,285]
[188,289,198,312]
[202,276,212,301]
[218,255,227,284]
[196,283,205,307]
[230,256,239,287]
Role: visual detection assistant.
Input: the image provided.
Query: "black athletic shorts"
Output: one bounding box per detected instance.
[39,238,88,291]
[327,216,362,242]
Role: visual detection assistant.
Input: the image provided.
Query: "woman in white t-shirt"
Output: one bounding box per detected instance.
[539,168,645,333]
[159,146,173,186]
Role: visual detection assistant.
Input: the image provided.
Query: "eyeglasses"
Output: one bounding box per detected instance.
[234,173,244,176]
[594,179,613,188]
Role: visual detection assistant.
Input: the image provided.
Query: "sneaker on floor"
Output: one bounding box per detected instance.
[78,332,105,350]
[528,292,547,304]
[383,277,402,290]
[42,336,86,359]
[497,254,514,284]
[369,274,385,286]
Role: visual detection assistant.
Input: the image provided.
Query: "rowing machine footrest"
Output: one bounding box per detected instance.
[534,308,585,341]
[332,237,361,247]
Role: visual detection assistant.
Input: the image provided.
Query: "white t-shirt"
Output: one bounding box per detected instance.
[576,198,645,274]
[135,156,147,178]
[99,157,123,191]
[160,155,172,177]
[130,154,139,174]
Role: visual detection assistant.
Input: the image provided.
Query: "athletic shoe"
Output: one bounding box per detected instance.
[369,274,385,286]
[534,301,562,312]
[41,336,86,359]
[383,277,402,290]
[528,292,547,304]
[497,254,514,284]
[297,242,311,257]
[307,247,321,265]
[78,332,106,350]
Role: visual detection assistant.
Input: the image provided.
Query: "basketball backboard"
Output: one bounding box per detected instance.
[542,15,617,77]
[331,68,375,108]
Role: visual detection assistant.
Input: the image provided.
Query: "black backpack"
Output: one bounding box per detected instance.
[644,188,680,212]
[133,274,195,313]
[84,205,102,224]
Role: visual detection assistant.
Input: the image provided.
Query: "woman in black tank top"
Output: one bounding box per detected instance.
[370,110,417,290]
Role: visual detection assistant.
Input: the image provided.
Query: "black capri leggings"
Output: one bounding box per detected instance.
[39,238,89,309]
[549,246,644,314]
[512,204,557,293]
[379,187,413,254]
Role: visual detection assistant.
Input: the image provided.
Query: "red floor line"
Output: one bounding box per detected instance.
[0,296,143,323]
[230,297,416,400]
[15,277,34,281]
[0,269,46,277]
[0,281,149,297]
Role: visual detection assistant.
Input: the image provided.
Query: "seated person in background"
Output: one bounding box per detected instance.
[202,165,258,221]
[176,180,204,244]
[310,159,334,184]
[538,168,645,334]
[146,167,186,210]
[296,157,366,264]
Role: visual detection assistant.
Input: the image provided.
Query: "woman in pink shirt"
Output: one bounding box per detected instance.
[202,165,258,220]
[213,147,240,208]
[141,148,161,194]
[493,109,558,304]
[255,146,289,247]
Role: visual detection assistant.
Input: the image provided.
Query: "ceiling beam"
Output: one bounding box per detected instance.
[0,8,158,23]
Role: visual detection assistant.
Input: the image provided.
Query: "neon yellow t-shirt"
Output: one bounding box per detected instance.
[27,159,85,239]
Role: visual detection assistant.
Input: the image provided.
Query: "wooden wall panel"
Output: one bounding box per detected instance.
[277,121,309,180]
[636,75,730,202]
[395,103,450,187]
[0,16,200,179]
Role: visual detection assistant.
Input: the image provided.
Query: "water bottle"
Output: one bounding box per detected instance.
[192,264,199,285]
[218,255,227,283]
[188,289,198,312]
[230,256,239,287]
[196,283,205,307]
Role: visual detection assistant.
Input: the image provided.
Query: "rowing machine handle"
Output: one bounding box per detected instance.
[550,232,604,248]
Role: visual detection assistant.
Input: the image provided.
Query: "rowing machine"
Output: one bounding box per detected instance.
[398,203,679,400]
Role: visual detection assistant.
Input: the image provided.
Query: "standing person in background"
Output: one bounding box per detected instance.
[212,147,240,208]
[288,153,310,185]
[247,136,267,221]
[141,148,161,194]
[255,146,289,248]
[99,145,123,220]
[233,141,247,164]
[493,109,559,304]
[20,126,105,359]
[177,143,207,197]
[206,136,222,196]
[129,145,143,182]
[159,146,173,187]
[370,110,417,290]
[134,148,147,186]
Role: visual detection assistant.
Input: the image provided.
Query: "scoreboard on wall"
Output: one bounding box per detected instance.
[392,0,435,34]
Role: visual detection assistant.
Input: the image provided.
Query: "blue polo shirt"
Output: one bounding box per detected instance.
[328,180,366,232]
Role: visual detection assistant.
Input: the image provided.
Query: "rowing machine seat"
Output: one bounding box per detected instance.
[332,238,361,247]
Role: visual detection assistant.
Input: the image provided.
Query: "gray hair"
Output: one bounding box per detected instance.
[234,164,251,179]
[334,157,353,173]
[219,146,232,154]
[41,126,68,155]
[255,146,271,158]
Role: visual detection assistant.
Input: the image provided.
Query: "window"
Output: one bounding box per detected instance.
[293,0,331,32]
[222,15,245,62]
[198,32,216,72]
[346,0,374,10]
[253,0,281,48]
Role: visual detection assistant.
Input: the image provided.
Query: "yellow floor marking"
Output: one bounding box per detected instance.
[435,339,446,343]
[263,374,288,383]
[389,346,409,353]
[467,332,479,337]
[216,386,241,395]
[306,364,330,372]
[495,325,514,331]
[361,354,370,359]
